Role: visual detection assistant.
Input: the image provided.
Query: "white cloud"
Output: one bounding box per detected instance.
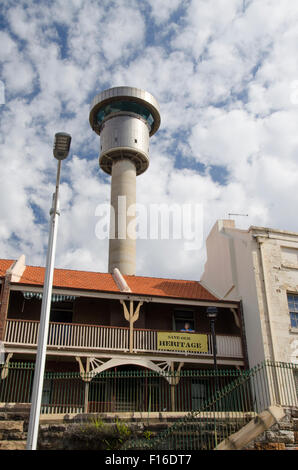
[171,0,240,60]
[0,31,18,60]
[3,59,35,94]
[0,0,298,282]
[189,108,260,168]
[7,5,37,41]
[147,0,182,25]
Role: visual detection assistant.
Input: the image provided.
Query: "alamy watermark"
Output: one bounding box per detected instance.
[95,197,204,251]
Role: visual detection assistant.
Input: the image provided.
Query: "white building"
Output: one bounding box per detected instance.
[201,220,298,369]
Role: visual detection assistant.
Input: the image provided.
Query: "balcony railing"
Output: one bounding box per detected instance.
[4,319,243,359]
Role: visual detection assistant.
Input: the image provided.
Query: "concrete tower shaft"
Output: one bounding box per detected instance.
[89,87,160,275]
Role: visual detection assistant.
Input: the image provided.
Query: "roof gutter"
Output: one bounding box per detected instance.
[9,283,239,308]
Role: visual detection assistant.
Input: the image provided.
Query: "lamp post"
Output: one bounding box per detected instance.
[206,305,219,446]
[206,306,218,371]
[26,133,71,450]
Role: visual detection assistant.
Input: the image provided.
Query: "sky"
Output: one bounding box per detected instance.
[0,0,298,281]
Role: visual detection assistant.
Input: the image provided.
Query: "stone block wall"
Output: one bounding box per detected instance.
[244,407,298,450]
[0,404,297,450]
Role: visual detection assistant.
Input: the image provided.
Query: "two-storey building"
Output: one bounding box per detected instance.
[0,255,245,413]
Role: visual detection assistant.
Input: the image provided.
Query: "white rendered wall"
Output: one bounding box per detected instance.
[202,220,298,367]
[201,220,266,368]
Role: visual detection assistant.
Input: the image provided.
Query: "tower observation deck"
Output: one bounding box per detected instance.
[89,86,160,275]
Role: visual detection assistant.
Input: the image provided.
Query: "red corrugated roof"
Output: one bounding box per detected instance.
[19,265,118,292]
[0,259,15,276]
[0,258,218,301]
[124,275,217,300]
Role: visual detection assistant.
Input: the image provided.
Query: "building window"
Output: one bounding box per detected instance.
[49,301,73,346]
[287,294,298,328]
[173,310,195,332]
[50,301,73,323]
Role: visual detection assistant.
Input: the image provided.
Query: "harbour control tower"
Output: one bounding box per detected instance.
[89,87,161,275]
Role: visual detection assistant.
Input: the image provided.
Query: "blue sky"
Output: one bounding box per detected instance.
[1,0,298,280]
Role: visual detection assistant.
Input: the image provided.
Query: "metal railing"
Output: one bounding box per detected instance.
[0,361,297,449]
[124,361,298,450]
[0,361,297,415]
[4,319,243,358]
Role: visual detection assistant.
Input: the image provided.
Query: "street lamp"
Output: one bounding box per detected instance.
[26,132,71,450]
[206,305,219,445]
[206,306,218,370]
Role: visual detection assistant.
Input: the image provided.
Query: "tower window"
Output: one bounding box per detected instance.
[134,139,137,143]
[96,100,154,131]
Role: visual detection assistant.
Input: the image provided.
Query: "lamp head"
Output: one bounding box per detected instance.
[206,306,218,320]
[53,132,72,160]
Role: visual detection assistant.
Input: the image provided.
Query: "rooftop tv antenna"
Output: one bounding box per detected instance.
[228,213,249,219]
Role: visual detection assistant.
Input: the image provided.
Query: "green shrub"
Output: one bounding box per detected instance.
[143,430,153,440]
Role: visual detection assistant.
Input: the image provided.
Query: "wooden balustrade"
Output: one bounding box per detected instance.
[4,319,243,358]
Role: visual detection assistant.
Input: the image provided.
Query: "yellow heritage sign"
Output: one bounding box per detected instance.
[157,332,208,353]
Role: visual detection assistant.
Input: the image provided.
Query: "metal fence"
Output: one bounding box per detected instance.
[0,361,297,449]
[0,364,253,414]
[123,361,298,450]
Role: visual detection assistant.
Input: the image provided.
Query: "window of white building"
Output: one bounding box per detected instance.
[287,294,298,328]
